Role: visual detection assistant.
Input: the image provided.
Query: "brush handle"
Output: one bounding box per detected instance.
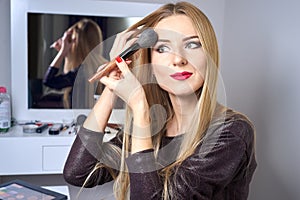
[88,60,117,83]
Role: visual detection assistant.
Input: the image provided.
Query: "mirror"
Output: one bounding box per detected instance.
[28,13,139,109]
[11,0,162,122]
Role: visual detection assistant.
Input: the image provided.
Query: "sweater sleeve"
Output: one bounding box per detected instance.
[125,149,162,199]
[125,119,256,200]
[63,126,121,187]
[43,66,76,89]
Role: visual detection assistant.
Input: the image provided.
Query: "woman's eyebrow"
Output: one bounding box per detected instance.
[157,39,170,43]
[157,36,199,43]
[183,35,199,41]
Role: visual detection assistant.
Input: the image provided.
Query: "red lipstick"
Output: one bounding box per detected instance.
[170,71,193,80]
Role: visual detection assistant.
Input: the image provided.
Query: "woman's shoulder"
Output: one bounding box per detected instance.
[218,107,255,147]
[210,105,255,146]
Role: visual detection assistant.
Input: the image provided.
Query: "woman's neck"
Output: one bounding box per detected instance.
[166,93,198,137]
[64,58,79,74]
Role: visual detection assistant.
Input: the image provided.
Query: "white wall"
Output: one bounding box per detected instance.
[222,0,300,199]
[0,0,11,93]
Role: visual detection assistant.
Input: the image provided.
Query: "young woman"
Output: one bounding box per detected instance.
[63,2,257,199]
[43,18,106,108]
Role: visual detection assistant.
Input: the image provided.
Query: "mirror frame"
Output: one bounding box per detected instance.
[11,0,162,122]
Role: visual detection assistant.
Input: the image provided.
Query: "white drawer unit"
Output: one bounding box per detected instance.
[42,145,72,172]
[0,126,75,175]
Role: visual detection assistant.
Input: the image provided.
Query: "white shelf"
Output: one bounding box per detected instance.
[0,125,76,175]
[0,125,118,176]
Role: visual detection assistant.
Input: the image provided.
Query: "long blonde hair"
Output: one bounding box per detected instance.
[67,19,107,108]
[111,2,221,199]
[66,18,106,70]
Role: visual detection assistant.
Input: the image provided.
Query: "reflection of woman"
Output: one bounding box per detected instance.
[64,2,257,199]
[43,18,106,108]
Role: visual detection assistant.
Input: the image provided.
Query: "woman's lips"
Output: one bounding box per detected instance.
[170,71,193,80]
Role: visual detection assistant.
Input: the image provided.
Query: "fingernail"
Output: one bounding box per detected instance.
[116,56,122,63]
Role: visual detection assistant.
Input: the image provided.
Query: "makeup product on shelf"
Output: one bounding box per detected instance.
[48,124,63,135]
[23,124,38,133]
[0,86,11,133]
[36,123,48,133]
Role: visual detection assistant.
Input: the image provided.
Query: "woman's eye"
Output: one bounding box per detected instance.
[156,45,170,53]
[185,41,202,49]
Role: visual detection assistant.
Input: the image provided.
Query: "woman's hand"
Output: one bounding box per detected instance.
[49,29,75,69]
[101,58,152,153]
[105,29,148,112]
[50,38,62,51]
[50,29,74,56]
[109,30,137,60]
[83,64,119,132]
[103,30,153,153]
[100,57,148,114]
[60,29,74,56]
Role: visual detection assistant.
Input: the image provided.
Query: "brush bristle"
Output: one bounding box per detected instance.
[136,29,158,48]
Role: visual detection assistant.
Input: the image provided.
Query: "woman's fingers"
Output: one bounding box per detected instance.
[100,76,116,90]
[99,57,143,108]
[109,30,138,60]
[115,57,131,76]
[50,39,62,51]
[99,58,128,89]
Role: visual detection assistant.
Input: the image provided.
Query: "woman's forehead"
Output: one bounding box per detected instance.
[154,15,197,37]
[154,28,198,42]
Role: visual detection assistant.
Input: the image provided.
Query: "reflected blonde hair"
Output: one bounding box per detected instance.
[112,2,220,200]
[67,18,106,70]
[65,19,107,108]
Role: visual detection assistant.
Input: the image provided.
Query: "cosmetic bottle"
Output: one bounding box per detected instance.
[0,86,11,133]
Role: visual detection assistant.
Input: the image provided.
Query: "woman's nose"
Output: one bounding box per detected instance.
[172,53,188,67]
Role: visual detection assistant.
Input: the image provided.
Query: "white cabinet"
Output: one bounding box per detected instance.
[42,145,73,172]
[0,126,76,175]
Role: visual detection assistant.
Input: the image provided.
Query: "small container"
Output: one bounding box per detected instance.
[0,86,11,133]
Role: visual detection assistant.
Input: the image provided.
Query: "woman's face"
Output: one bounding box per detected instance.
[152,15,206,96]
